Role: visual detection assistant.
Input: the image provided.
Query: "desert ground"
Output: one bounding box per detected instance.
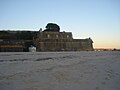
[0,51,120,90]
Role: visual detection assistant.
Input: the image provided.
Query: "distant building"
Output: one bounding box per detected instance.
[0,30,37,52]
[0,40,24,52]
[0,23,94,52]
[34,27,93,51]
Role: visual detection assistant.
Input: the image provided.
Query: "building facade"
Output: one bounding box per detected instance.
[0,23,94,52]
[0,40,24,52]
[34,31,94,51]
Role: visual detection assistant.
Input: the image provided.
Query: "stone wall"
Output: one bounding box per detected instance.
[34,31,94,51]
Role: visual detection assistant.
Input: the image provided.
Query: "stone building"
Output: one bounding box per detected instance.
[34,24,94,51]
[0,30,37,52]
[0,23,94,52]
[0,40,24,52]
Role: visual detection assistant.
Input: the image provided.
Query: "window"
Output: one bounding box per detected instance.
[47,34,50,38]
[56,35,58,38]
[67,35,69,38]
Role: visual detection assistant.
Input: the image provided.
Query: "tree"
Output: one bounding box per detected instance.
[44,23,60,32]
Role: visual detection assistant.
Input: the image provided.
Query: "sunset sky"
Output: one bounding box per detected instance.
[0,0,120,49]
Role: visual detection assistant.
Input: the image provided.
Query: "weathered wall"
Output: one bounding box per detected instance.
[34,32,93,51]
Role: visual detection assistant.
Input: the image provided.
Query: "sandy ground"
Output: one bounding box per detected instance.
[0,51,120,90]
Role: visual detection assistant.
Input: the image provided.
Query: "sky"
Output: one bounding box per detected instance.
[0,0,120,49]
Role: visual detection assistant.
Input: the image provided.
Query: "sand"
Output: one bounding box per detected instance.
[0,51,120,90]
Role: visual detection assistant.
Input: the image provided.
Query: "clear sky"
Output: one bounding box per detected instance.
[0,0,120,49]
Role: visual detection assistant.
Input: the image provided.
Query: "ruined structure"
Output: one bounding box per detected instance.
[0,23,94,52]
[0,31,37,52]
[34,23,94,51]
[0,40,24,52]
